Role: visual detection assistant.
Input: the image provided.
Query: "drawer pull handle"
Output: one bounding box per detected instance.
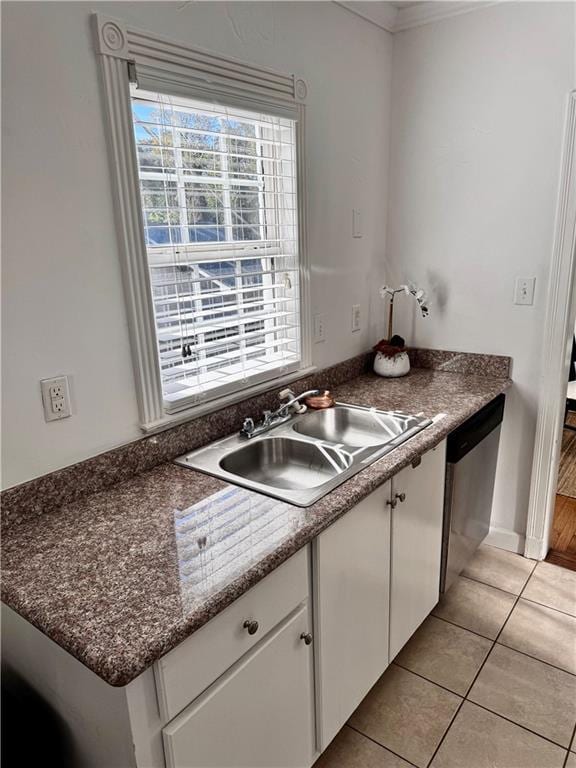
[300,632,313,646]
[243,619,259,635]
[395,492,406,503]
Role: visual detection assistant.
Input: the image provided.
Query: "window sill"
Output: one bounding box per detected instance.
[140,365,317,435]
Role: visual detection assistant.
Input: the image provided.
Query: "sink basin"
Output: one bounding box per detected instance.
[220,437,350,491]
[292,405,407,447]
[175,402,432,507]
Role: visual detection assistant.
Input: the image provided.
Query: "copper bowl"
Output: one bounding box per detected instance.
[304,390,335,409]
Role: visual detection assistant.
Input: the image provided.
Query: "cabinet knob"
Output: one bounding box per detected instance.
[243,619,259,635]
[395,492,406,503]
[386,498,397,509]
[300,632,313,646]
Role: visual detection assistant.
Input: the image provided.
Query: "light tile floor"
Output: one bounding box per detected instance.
[314,545,576,768]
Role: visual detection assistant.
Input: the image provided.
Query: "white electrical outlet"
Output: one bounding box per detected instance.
[49,382,65,399]
[41,376,72,422]
[514,277,536,306]
[351,304,361,332]
[313,313,326,343]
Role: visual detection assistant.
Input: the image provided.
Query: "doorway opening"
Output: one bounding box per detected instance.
[525,91,576,563]
[546,337,576,570]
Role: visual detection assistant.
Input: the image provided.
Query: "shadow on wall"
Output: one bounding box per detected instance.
[425,269,449,315]
[2,665,76,768]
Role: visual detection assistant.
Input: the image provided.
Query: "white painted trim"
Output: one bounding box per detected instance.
[334,1,503,34]
[484,526,526,555]
[140,365,317,434]
[394,1,501,32]
[98,53,165,427]
[334,2,398,33]
[525,91,576,561]
[93,14,312,431]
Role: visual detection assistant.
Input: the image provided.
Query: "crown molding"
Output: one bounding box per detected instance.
[334,1,503,34]
[334,2,398,33]
[394,1,501,31]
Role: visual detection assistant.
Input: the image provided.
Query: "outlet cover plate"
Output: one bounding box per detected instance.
[41,376,72,421]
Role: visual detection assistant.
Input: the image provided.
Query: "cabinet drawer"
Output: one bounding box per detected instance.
[155,546,309,722]
[162,603,315,768]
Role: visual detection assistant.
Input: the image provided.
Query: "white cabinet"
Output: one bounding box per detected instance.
[3,442,449,768]
[155,548,309,722]
[162,603,315,768]
[313,482,392,750]
[389,440,446,661]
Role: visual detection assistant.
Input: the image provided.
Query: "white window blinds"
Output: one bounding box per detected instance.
[130,88,301,410]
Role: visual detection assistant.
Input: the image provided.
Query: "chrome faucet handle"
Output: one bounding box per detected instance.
[241,417,255,436]
[278,388,308,415]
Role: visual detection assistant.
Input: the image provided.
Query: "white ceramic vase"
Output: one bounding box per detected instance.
[373,351,410,378]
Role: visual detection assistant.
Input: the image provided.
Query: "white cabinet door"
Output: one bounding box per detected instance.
[313,482,391,750]
[162,603,315,768]
[389,440,446,661]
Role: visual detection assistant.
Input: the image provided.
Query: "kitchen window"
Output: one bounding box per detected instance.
[131,90,302,411]
[93,14,310,429]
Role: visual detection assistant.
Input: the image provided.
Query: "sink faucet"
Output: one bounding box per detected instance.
[240,388,321,438]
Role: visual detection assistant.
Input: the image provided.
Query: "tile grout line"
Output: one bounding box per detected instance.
[347,558,571,768]
[422,677,476,767]
[457,572,527,598]
[431,613,499,642]
[563,744,574,768]
[392,660,466,698]
[463,560,574,757]
[392,660,572,749]
[491,558,538,646]
[470,558,576,759]
[424,559,539,767]
[424,631,499,766]
[394,660,574,752]
[495,639,576,678]
[464,699,573,752]
[520,595,576,620]
[563,723,576,768]
[433,610,576,678]
[345,723,420,768]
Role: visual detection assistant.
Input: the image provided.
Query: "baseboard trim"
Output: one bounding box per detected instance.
[524,534,547,561]
[485,526,526,555]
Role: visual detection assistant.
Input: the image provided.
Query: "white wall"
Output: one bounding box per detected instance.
[1,2,392,488]
[386,1,575,544]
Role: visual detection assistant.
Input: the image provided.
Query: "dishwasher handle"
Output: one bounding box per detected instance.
[447,393,505,464]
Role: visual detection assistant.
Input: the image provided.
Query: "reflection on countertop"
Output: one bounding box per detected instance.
[174,487,301,612]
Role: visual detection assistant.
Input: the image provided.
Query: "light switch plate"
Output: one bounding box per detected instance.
[313,313,326,343]
[351,304,361,332]
[352,209,363,239]
[514,277,536,306]
[41,375,72,421]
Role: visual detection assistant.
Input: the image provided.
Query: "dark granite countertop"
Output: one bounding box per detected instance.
[1,366,511,686]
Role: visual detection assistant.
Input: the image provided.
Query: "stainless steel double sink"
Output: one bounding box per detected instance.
[175,403,432,507]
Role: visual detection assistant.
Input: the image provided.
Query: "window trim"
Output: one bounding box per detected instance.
[93,14,311,431]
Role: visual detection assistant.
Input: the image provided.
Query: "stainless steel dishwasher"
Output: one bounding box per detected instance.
[440,393,506,593]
